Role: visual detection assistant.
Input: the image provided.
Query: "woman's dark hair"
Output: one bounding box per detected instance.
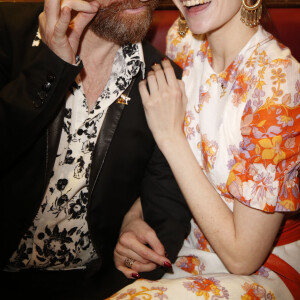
[260,1,277,37]
[247,0,273,32]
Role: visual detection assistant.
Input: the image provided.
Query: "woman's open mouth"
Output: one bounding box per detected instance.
[182,0,212,12]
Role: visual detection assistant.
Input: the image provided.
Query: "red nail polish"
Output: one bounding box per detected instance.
[163,261,172,268]
[132,273,140,279]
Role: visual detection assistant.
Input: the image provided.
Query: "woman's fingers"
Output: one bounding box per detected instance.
[178,79,188,108]
[114,242,166,279]
[114,226,172,279]
[117,231,170,267]
[115,259,157,279]
[139,59,187,145]
[151,63,168,91]
[114,236,158,279]
[115,239,152,265]
[161,58,179,87]
[113,216,172,279]
[147,70,159,96]
[144,59,180,99]
[151,59,178,90]
[139,79,150,103]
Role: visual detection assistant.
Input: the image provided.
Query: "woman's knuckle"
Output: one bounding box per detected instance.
[119,233,128,244]
[174,89,182,99]
[144,229,154,240]
[161,91,169,99]
[114,243,122,253]
[116,264,123,271]
[140,249,151,259]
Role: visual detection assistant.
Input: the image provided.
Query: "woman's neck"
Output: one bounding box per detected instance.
[207,12,258,73]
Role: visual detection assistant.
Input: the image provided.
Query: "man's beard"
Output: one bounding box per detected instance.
[89,0,159,45]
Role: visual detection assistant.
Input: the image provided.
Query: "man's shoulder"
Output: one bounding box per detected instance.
[0,1,43,30]
[0,1,43,12]
[142,40,182,78]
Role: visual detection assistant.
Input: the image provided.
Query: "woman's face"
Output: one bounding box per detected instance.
[174,0,242,35]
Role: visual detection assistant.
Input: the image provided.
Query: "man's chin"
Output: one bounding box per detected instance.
[89,10,153,45]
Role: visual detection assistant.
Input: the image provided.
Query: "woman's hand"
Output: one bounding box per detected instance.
[39,0,99,64]
[139,59,188,148]
[114,199,171,279]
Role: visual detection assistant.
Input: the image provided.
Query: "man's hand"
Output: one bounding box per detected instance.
[39,0,99,64]
[114,199,171,279]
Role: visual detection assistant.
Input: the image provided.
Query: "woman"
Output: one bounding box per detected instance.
[109,0,300,298]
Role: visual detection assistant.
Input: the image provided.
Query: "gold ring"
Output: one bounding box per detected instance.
[124,257,135,269]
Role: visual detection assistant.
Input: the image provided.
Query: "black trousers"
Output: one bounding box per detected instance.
[2,267,135,300]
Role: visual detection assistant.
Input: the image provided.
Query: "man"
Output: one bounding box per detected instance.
[0,0,191,299]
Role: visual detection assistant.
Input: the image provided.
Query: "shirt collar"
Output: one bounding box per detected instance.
[119,42,145,79]
[137,42,146,79]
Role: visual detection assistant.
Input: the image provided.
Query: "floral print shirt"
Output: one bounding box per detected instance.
[165,24,300,278]
[8,43,145,270]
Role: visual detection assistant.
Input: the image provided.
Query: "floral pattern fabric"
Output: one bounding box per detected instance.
[8,43,145,270]
[107,22,299,299]
[106,272,288,300]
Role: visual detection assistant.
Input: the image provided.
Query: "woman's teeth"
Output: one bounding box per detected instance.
[182,0,211,8]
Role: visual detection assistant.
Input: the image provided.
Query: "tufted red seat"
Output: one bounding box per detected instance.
[147,8,300,62]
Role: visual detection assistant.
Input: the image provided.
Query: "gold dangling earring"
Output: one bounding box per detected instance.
[178,12,188,37]
[240,0,263,27]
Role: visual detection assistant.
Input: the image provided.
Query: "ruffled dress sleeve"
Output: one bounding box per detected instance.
[227,55,300,212]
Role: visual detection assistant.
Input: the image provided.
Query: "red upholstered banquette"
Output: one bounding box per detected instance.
[147,9,300,62]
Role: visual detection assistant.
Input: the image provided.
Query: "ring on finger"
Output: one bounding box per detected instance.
[124,257,135,269]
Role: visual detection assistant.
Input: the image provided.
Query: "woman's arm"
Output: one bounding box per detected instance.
[139,59,285,275]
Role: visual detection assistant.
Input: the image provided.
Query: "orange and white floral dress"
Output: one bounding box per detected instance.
[107,23,300,300]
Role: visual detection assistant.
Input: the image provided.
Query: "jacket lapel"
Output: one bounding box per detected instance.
[46,106,65,185]
[88,101,125,198]
[89,73,139,197]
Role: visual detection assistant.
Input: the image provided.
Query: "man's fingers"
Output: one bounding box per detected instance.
[69,11,97,42]
[61,0,99,13]
[53,6,72,40]
[44,0,61,30]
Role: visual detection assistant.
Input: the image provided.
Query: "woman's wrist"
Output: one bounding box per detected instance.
[157,131,187,155]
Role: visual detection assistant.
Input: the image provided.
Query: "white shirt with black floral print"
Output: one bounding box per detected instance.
[8,43,145,270]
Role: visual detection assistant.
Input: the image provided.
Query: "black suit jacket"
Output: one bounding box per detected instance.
[0,2,192,296]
